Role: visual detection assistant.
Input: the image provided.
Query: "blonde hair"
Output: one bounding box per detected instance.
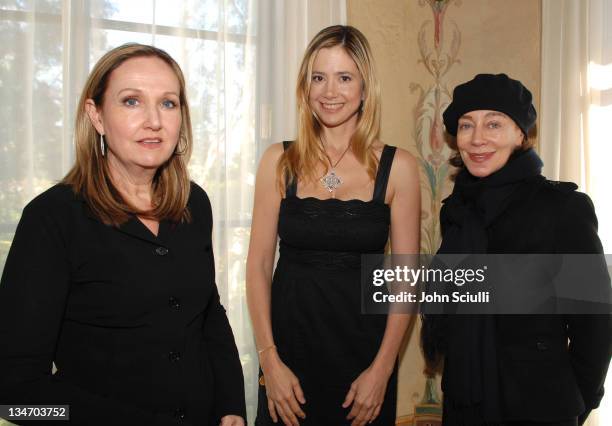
[276,25,382,193]
[62,43,193,226]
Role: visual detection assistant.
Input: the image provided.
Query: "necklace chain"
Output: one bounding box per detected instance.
[320,138,351,193]
[322,142,351,169]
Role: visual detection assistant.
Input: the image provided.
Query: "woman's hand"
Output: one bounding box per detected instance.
[261,349,306,426]
[219,415,244,426]
[342,364,391,426]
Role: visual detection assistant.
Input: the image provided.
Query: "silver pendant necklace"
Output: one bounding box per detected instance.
[320,140,351,193]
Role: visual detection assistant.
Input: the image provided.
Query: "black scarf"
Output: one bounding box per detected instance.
[439,148,544,253]
[422,149,544,421]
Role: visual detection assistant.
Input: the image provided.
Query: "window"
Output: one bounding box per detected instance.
[0,0,259,417]
[0,0,257,262]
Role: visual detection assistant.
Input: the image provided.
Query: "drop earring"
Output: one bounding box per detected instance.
[100,134,106,157]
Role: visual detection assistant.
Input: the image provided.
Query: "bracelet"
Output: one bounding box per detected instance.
[257,344,277,356]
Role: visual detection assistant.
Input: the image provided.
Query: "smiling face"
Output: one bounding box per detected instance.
[86,56,182,179]
[308,46,363,131]
[456,110,524,177]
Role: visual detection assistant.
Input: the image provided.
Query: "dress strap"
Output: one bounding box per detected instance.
[282,141,297,197]
[372,145,397,204]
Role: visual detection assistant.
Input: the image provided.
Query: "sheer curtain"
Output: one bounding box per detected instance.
[540,0,612,252]
[0,0,345,423]
[540,1,612,425]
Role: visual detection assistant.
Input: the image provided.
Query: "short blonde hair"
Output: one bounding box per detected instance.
[63,43,192,225]
[277,25,382,193]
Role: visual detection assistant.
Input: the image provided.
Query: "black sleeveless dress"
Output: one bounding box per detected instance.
[255,143,398,426]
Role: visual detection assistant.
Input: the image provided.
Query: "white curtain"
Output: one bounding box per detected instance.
[540,0,589,187]
[0,0,345,423]
[541,1,612,425]
[540,0,612,251]
[231,1,346,421]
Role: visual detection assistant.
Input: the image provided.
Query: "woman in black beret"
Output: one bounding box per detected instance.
[421,73,611,426]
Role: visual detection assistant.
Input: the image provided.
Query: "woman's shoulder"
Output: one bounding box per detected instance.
[372,143,416,165]
[528,178,598,226]
[387,145,417,166]
[261,142,285,162]
[378,144,419,205]
[543,180,596,216]
[255,143,286,183]
[532,178,587,208]
[187,182,215,231]
[188,181,212,210]
[23,183,79,215]
[14,184,81,236]
[532,180,602,252]
[384,145,419,182]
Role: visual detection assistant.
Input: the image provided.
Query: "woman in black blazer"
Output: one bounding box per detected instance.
[0,44,246,425]
[421,74,611,426]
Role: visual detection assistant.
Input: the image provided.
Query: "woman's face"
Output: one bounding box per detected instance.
[87,56,182,178]
[308,46,363,130]
[456,110,524,177]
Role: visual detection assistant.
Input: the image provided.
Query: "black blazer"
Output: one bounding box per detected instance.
[0,183,246,425]
[440,177,611,422]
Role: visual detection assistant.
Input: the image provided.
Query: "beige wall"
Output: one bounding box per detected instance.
[347,0,541,422]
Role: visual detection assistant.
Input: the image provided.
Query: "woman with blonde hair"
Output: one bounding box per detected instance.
[0,43,245,426]
[247,25,420,425]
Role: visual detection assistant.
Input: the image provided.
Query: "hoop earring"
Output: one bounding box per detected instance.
[100,134,106,157]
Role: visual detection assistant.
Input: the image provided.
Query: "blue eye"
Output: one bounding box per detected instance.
[458,122,472,130]
[162,99,177,109]
[123,97,138,107]
[487,121,501,129]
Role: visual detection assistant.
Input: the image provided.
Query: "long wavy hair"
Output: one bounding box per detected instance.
[276,25,382,193]
[62,43,193,226]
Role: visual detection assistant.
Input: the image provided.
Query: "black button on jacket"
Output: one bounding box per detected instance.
[0,183,246,425]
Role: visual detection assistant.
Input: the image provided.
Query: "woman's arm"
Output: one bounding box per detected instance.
[373,148,420,372]
[0,193,183,426]
[202,286,247,422]
[344,148,421,426]
[246,143,283,364]
[246,143,306,426]
[195,184,247,422]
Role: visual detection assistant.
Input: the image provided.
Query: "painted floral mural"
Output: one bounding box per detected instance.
[401,1,463,424]
[411,0,461,254]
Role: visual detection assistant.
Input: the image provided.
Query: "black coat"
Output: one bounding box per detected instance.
[440,177,611,422]
[0,183,246,425]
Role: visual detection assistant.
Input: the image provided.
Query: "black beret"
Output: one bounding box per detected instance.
[442,73,537,136]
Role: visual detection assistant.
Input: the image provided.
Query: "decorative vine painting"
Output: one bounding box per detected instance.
[411,0,461,254]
